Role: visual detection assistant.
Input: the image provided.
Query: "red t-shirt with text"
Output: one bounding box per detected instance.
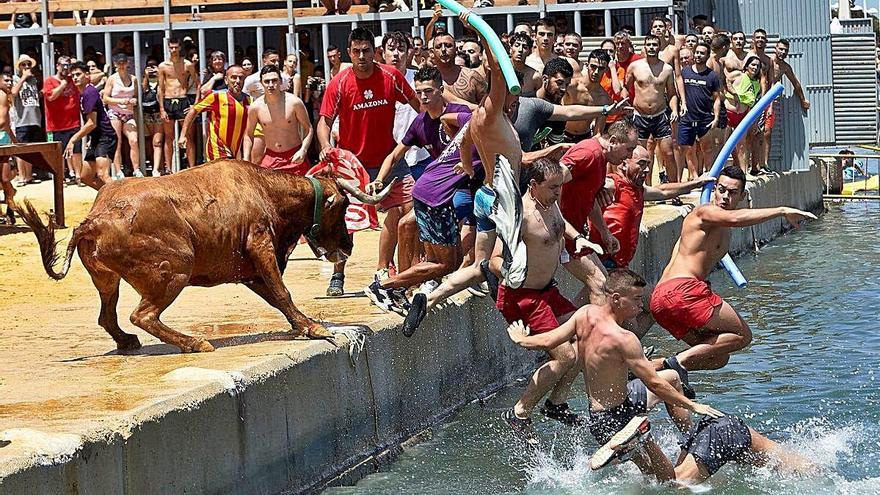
[560,138,607,254]
[320,64,415,169]
[42,76,81,132]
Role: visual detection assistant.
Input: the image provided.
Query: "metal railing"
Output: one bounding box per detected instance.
[838,17,875,34]
[811,151,880,199]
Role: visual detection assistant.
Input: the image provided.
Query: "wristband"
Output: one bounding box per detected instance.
[601,104,610,116]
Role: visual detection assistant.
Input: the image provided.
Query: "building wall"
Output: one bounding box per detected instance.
[712,0,836,169]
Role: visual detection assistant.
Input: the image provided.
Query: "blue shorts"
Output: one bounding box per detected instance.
[453,188,476,226]
[0,131,10,145]
[473,185,496,233]
[409,156,432,182]
[413,198,459,247]
[601,258,619,270]
[677,119,712,146]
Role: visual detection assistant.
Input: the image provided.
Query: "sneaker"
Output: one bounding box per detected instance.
[364,280,395,312]
[589,416,651,470]
[670,197,684,207]
[466,281,490,297]
[658,171,669,184]
[152,168,162,177]
[502,409,539,446]
[133,169,144,178]
[540,400,585,427]
[417,279,439,296]
[114,170,125,180]
[387,286,411,317]
[374,267,390,282]
[326,273,345,296]
[403,292,427,337]
[662,356,696,399]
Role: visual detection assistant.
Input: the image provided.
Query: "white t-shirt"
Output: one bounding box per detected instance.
[242,71,291,99]
[393,68,430,168]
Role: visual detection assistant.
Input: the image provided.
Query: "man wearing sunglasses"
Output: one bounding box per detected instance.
[43,55,83,185]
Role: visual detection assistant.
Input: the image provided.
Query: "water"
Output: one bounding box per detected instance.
[327,202,880,495]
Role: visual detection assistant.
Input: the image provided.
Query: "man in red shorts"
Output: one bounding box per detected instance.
[317,27,419,296]
[650,165,815,373]
[558,119,639,307]
[498,158,603,443]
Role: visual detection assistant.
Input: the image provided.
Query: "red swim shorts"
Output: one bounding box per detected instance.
[726,109,748,129]
[762,107,776,131]
[649,277,723,340]
[496,283,577,335]
[260,145,311,176]
[376,174,414,212]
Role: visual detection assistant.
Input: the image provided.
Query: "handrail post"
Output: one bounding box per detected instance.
[133,30,147,176]
[40,0,51,76]
[227,27,235,65]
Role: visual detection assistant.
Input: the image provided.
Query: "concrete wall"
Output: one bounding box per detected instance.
[0,167,824,495]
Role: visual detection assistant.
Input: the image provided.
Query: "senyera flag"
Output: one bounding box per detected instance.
[307,148,379,233]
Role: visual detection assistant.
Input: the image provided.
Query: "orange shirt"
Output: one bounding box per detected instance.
[600,53,642,123]
[191,90,251,161]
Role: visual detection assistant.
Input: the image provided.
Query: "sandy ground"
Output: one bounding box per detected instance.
[0,176,697,465]
[0,180,397,463]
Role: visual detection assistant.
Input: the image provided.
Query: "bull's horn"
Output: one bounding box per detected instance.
[335,178,396,205]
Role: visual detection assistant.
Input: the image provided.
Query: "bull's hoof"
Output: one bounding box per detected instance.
[180,339,215,353]
[306,323,333,340]
[116,334,142,351]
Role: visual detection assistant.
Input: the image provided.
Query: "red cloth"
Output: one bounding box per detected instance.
[599,53,641,124]
[496,283,577,335]
[726,109,748,128]
[42,76,80,132]
[763,107,776,130]
[589,173,645,268]
[649,277,723,340]
[259,145,311,176]
[319,64,416,169]
[306,148,378,234]
[560,139,608,257]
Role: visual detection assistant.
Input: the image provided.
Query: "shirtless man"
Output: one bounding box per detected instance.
[0,73,17,223]
[245,65,313,175]
[327,44,351,80]
[431,31,487,108]
[158,38,199,170]
[507,32,542,96]
[650,16,684,181]
[747,29,773,171]
[498,159,603,440]
[563,49,612,142]
[722,31,752,170]
[705,33,732,160]
[649,166,816,372]
[508,269,814,484]
[623,35,679,183]
[526,18,577,74]
[762,38,810,167]
[562,32,583,66]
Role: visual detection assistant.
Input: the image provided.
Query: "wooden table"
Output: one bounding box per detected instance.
[0,142,65,227]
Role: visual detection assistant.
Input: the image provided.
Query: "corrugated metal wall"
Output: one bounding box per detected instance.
[831,33,878,145]
[713,0,836,169]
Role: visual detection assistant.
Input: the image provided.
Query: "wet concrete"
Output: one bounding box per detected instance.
[0,167,823,494]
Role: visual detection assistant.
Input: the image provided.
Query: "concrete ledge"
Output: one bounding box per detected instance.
[0,166,824,494]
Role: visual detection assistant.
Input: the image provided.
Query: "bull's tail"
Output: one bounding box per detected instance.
[14,199,84,280]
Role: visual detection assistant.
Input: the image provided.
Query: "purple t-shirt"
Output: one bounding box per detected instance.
[80,85,114,138]
[412,111,483,207]
[402,102,470,159]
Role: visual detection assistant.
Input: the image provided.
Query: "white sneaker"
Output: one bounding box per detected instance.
[133,169,144,178]
[114,171,125,180]
[418,279,439,295]
[151,168,161,177]
[374,268,390,282]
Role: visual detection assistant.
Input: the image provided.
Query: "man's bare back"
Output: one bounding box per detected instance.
[627,58,675,115]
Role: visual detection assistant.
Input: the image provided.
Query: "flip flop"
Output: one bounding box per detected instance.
[589,416,650,470]
[663,356,696,399]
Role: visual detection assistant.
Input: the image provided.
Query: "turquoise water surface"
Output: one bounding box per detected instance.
[328,202,880,495]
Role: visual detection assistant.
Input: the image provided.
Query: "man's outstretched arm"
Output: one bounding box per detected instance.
[507,307,585,351]
[697,204,816,228]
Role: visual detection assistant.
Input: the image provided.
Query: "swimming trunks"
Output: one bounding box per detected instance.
[677,119,714,146]
[0,131,9,145]
[632,110,672,140]
[681,415,752,475]
[452,188,476,226]
[473,185,496,232]
[163,97,191,121]
[489,154,527,290]
[563,129,592,144]
[761,106,776,132]
[367,163,414,212]
[649,277,723,340]
[85,132,118,162]
[259,145,311,176]
[51,128,82,154]
[726,109,748,129]
[588,379,649,445]
[413,198,459,247]
[496,281,577,335]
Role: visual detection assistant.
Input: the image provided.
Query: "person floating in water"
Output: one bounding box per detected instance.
[507,268,815,484]
[649,165,816,373]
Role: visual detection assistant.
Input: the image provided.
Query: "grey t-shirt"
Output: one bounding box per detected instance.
[11,76,42,128]
[513,96,555,151]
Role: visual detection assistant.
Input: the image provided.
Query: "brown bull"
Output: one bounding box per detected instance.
[16,160,391,353]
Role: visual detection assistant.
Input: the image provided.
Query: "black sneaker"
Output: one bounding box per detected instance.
[326,273,344,297]
[403,292,427,337]
[502,409,539,446]
[663,356,696,399]
[658,171,669,184]
[387,287,411,317]
[670,197,684,207]
[540,400,585,427]
[364,280,394,312]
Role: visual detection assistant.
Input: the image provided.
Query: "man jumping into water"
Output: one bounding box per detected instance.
[649,165,816,372]
[508,269,815,483]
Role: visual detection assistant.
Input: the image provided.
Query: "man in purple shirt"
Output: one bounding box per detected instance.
[66,62,118,190]
[365,67,482,314]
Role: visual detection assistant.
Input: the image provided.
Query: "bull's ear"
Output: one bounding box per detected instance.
[325,194,338,207]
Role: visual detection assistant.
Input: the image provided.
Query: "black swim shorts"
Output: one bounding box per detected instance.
[633,111,672,140]
[414,198,460,247]
[51,128,82,154]
[85,132,118,162]
[563,129,592,144]
[163,97,191,121]
[588,379,648,445]
[681,415,753,475]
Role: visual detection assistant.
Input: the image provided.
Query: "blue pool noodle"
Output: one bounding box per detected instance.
[700,82,785,289]
[437,0,522,95]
